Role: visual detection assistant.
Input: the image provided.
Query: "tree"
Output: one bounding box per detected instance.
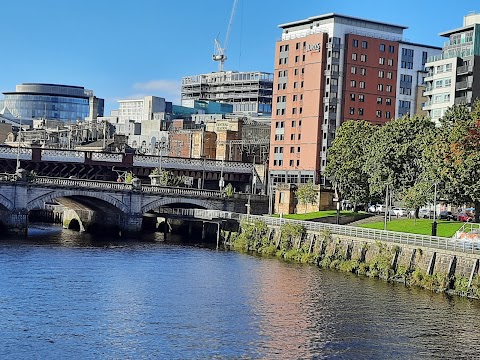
[364,115,436,209]
[425,101,480,222]
[325,120,376,208]
[295,181,318,213]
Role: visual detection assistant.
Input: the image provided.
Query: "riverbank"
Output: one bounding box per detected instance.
[226,219,480,300]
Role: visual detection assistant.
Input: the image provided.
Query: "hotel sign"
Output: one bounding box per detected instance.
[306,43,321,52]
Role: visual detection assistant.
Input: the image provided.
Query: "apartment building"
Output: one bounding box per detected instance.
[423,13,480,124]
[269,13,441,185]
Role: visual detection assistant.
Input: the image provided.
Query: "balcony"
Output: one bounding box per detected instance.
[457,65,473,75]
[323,97,339,104]
[454,95,472,105]
[455,81,472,91]
[324,70,339,77]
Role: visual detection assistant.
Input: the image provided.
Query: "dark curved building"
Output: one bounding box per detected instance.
[2,83,104,121]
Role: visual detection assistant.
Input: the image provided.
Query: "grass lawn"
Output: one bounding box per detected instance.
[358,218,465,238]
[272,210,366,221]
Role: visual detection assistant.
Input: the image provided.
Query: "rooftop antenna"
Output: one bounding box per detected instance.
[213,0,238,72]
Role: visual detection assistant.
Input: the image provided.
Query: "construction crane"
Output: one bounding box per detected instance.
[213,0,238,72]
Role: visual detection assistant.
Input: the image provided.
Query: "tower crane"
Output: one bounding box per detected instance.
[213,0,238,72]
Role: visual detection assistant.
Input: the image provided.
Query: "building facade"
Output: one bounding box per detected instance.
[181,71,274,116]
[423,13,480,123]
[269,13,441,185]
[1,83,104,122]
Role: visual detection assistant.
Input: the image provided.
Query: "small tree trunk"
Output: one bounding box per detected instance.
[475,201,480,223]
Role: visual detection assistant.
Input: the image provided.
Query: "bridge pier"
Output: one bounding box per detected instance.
[5,209,29,236]
[120,213,143,236]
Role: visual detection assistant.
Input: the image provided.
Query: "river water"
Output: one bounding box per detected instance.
[1,226,480,359]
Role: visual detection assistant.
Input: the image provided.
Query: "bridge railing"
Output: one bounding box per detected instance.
[141,184,224,198]
[32,176,134,191]
[0,147,32,160]
[239,214,480,255]
[157,208,235,220]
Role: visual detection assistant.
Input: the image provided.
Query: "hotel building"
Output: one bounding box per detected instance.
[269,13,441,185]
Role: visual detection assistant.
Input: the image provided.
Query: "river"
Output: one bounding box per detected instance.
[1,225,480,359]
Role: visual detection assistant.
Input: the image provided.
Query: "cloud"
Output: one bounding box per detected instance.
[133,79,181,101]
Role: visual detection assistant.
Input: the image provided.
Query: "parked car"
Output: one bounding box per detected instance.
[419,208,434,219]
[389,207,407,217]
[439,210,455,221]
[456,212,473,222]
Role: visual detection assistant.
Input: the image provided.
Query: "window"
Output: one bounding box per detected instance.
[291,134,295,140]
[301,81,304,88]
[292,108,297,114]
[299,120,302,126]
[360,68,366,76]
[379,57,385,65]
[378,70,384,78]
[386,111,391,118]
[274,134,284,141]
[358,108,364,116]
[297,147,301,153]
[350,80,356,87]
[378,84,384,91]
[295,55,299,63]
[376,110,382,118]
[353,39,358,47]
[297,160,300,166]
[352,53,357,61]
[296,42,300,50]
[299,107,303,114]
[388,59,394,66]
[293,94,298,101]
[386,98,391,106]
[360,54,367,62]
[289,160,294,166]
[290,146,295,153]
[302,54,305,61]
[386,85,392,92]
[387,72,393,79]
[294,82,298,89]
[358,94,365,102]
[380,44,386,52]
[388,45,395,53]
[275,121,284,128]
[362,40,368,49]
[377,97,382,104]
[351,66,357,74]
[359,81,365,89]
[294,68,299,75]
[349,107,355,115]
[350,93,355,101]
[298,134,301,140]
[291,120,296,127]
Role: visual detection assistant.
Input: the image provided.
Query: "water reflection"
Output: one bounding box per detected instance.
[1,225,480,358]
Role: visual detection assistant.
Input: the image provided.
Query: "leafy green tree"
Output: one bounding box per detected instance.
[325,120,376,208]
[295,181,318,213]
[364,115,436,204]
[224,183,234,197]
[425,101,480,222]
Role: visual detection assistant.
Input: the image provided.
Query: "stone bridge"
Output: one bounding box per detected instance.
[0,174,268,235]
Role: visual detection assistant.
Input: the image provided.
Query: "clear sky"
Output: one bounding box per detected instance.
[1,0,477,113]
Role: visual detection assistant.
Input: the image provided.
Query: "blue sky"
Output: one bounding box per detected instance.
[1,0,477,113]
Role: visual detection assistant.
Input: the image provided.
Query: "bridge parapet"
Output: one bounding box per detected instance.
[0,147,32,160]
[42,150,85,163]
[32,176,134,191]
[141,184,224,198]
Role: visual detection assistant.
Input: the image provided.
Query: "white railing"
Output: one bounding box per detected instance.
[156,208,234,220]
[239,214,480,255]
[0,147,32,160]
[141,184,224,198]
[32,176,133,191]
[42,150,85,163]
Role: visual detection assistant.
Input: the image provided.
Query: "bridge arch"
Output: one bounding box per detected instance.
[0,194,13,211]
[27,189,130,213]
[142,197,222,213]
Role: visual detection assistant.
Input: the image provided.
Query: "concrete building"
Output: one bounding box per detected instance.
[269,13,441,185]
[423,13,480,123]
[0,83,104,122]
[181,71,274,116]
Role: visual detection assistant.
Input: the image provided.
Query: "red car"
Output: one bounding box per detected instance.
[456,212,473,222]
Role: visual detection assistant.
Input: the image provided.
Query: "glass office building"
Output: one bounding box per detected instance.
[1,83,104,121]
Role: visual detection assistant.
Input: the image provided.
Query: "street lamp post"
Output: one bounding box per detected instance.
[16,117,22,172]
[432,182,438,236]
